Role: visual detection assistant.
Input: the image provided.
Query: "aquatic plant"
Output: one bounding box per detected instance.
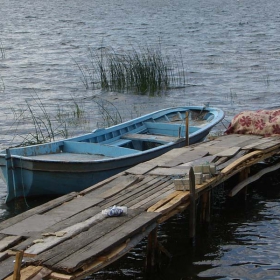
[8,93,128,146]
[9,92,87,146]
[76,46,186,95]
[92,97,122,128]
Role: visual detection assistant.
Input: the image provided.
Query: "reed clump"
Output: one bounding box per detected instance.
[9,94,128,146]
[76,46,186,95]
[10,93,88,147]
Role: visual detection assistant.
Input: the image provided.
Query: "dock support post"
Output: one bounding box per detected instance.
[239,167,250,200]
[189,167,196,244]
[185,111,189,146]
[146,227,158,274]
[200,190,211,223]
[13,250,23,280]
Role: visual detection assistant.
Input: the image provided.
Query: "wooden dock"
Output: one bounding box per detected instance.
[1,133,280,280]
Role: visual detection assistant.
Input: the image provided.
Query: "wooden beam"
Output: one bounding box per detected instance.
[145,227,158,274]
[13,251,23,280]
[189,167,196,244]
[229,162,280,197]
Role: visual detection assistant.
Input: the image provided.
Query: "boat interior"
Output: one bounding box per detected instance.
[4,110,213,161]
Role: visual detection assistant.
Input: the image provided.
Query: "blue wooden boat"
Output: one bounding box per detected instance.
[0,106,224,202]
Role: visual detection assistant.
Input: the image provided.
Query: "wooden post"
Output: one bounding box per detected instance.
[200,191,211,223]
[5,149,16,201]
[146,227,158,274]
[189,167,196,244]
[13,250,23,280]
[239,167,250,200]
[185,111,189,146]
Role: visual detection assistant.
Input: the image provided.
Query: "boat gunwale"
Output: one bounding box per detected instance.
[0,106,225,165]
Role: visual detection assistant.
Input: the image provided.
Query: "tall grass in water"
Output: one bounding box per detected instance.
[9,94,127,147]
[10,93,87,147]
[76,46,186,95]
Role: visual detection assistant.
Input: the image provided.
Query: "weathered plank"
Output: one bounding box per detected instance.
[0,256,15,280]
[220,150,263,175]
[214,146,241,157]
[0,251,9,261]
[71,223,157,279]
[84,174,142,199]
[0,235,22,252]
[125,179,174,208]
[147,191,183,212]
[147,147,193,166]
[0,214,63,236]
[159,148,209,167]
[4,266,51,280]
[33,209,143,266]
[180,155,217,167]
[0,192,78,232]
[54,211,161,273]
[79,172,126,196]
[148,167,188,176]
[241,138,276,150]
[12,207,102,252]
[126,162,158,175]
[46,272,74,280]
[100,176,170,208]
[130,187,175,210]
[96,175,144,199]
[229,162,280,197]
[96,175,160,207]
[216,150,247,171]
[254,140,280,150]
[25,207,106,255]
[202,134,261,148]
[153,192,190,214]
[202,146,226,155]
[43,196,103,220]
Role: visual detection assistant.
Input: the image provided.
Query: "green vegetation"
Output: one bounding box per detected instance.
[9,93,129,146]
[75,46,186,95]
[10,93,88,146]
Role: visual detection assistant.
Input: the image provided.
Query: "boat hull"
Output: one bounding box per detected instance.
[0,106,224,202]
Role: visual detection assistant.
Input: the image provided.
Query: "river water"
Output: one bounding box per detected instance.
[1,0,280,278]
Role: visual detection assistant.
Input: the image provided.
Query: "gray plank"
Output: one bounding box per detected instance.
[0,256,16,279]
[214,146,241,157]
[44,196,103,220]
[148,167,188,176]
[12,207,102,252]
[126,162,158,175]
[254,140,280,150]
[54,211,161,273]
[35,209,144,267]
[105,177,172,209]
[216,150,247,171]
[160,149,209,167]
[95,175,158,207]
[0,192,77,231]
[0,214,62,236]
[0,235,22,252]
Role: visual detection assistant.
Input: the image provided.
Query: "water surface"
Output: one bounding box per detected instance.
[1,0,280,278]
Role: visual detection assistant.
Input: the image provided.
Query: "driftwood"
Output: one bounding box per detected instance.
[229,162,280,196]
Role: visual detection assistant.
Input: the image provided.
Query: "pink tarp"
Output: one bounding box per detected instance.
[225,109,280,136]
